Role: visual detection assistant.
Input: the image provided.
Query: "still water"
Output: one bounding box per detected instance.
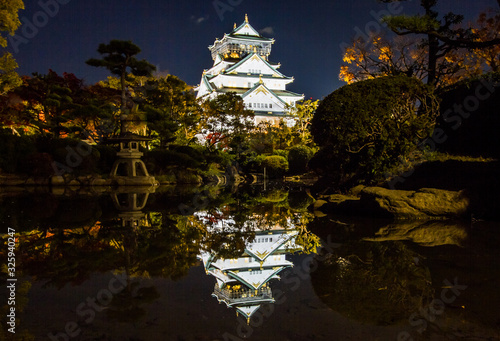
[1,185,499,341]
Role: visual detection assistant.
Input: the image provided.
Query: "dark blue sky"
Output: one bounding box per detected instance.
[9,0,498,99]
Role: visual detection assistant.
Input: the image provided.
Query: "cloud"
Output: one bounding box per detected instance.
[259,26,274,35]
[190,15,209,25]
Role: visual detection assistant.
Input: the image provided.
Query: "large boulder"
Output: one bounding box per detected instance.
[317,186,470,220]
[360,187,469,219]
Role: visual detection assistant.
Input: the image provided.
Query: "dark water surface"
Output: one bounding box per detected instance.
[1,185,499,341]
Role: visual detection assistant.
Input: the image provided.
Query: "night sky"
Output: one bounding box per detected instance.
[9,0,498,99]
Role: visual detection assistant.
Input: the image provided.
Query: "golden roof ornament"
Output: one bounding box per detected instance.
[245,14,248,23]
[234,22,236,29]
[259,74,263,84]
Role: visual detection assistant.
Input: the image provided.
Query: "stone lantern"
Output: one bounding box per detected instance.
[107,132,158,186]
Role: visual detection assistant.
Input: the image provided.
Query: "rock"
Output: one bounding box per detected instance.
[50,175,66,186]
[0,175,26,186]
[317,193,366,217]
[317,186,470,220]
[360,187,469,219]
[364,220,468,247]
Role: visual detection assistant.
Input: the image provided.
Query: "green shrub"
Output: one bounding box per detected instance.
[262,155,288,178]
[310,75,438,187]
[273,149,289,158]
[288,145,314,175]
[288,191,315,210]
[241,154,267,173]
[144,149,203,175]
[170,145,206,165]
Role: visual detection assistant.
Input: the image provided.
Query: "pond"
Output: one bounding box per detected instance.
[0,185,499,340]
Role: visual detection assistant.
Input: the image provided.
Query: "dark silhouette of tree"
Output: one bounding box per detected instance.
[86,40,156,134]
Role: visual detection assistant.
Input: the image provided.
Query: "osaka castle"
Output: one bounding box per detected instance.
[198,213,302,323]
[196,14,304,125]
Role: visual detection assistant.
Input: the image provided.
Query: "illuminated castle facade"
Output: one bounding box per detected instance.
[196,15,304,125]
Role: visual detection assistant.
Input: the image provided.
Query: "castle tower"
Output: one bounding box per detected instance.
[196,15,304,126]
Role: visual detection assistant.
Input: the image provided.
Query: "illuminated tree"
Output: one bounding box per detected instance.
[99,74,202,146]
[15,70,86,137]
[0,0,24,95]
[135,75,200,147]
[201,92,255,151]
[468,10,500,73]
[381,0,500,86]
[288,99,319,146]
[339,34,429,84]
[341,2,500,87]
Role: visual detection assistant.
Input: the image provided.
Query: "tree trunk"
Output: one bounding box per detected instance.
[120,68,127,134]
[427,34,439,86]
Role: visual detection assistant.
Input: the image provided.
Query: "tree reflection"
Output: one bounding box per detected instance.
[6,185,321,330]
[311,241,433,325]
[196,189,320,323]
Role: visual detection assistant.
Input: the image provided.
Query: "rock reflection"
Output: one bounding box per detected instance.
[364,220,468,247]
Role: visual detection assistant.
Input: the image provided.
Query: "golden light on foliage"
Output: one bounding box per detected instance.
[339,10,500,88]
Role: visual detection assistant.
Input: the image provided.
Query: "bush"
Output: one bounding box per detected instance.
[310,75,438,187]
[288,190,315,210]
[273,149,289,158]
[288,145,314,175]
[38,138,100,176]
[144,149,201,175]
[93,144,117,174]
[0,131,36,174]
[170,145,206,166]
[262,155,288,178]
[435,72,500,158]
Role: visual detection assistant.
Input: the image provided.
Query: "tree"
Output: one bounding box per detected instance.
[310,75,439,188]
[86,40,156,134]
[0,0,24,95]
[340,5,500,87]
[381,0,500,86]
[340,33,429,84]
[134,75,200,147]
[201,92,255,151]
[15,70,87,138]
[288,99,319,147]
[71,83,121,142]
[467,10,500,73]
